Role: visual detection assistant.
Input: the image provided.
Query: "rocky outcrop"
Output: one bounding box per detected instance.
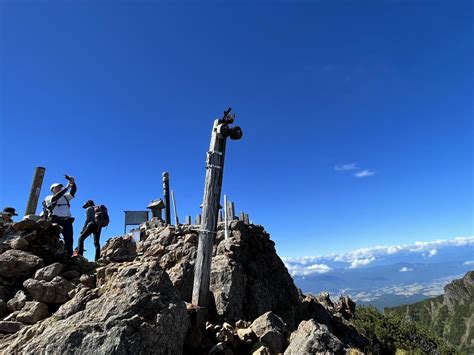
[0,217,372,354]
[387,271,474,354]
[1,260,189,354]
[138,221,302,328]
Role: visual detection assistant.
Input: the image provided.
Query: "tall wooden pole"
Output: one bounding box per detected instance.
[25,167,46,216]
[171,190,179,227]
[224,194,229,240]
[163,172,171,225]
[192,109,242,311]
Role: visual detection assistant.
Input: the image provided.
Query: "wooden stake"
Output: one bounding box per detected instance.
[192,110,242,313]
[163,172,171,225]
[171,190,179,227]
[25,167,46,216]
[224,194,229,240]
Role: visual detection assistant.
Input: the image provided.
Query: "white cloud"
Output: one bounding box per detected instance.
[283,236,474,276]
[286,262,332,277]
[349,257,376,269]
[428,248,438,257]
[354,169,375,178]
[334,163,357,171]
[399,267,413,272]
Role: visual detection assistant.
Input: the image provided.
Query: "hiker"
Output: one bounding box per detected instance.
[76,200,102,261]
[1,207,17,225]
[0,207,18,237]
[44,176,77,255]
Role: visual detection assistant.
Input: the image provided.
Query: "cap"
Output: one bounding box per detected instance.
[82,200,94,208]
[2,207,18,216]
[50,183,63,192]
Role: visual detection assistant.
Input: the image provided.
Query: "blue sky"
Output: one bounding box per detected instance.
[1,1,472,260]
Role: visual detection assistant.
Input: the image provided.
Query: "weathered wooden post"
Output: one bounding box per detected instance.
[244,213,250,224]
[224,194,229,240]
[192,108,242,317]
[25,167,46,216]
[195,214,202,225]
[171,190,179,227]
[162,172,171,225]
[185,216,192,225]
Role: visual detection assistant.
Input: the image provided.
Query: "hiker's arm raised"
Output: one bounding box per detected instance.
[51,188,69,203]
[69,180,77,197]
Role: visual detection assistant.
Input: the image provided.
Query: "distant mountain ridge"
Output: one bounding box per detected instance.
[386,271,474,354]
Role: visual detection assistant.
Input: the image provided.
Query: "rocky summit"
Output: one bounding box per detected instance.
[0,218,371,354]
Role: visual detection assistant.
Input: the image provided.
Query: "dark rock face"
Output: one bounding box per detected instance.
[1,261,189,354]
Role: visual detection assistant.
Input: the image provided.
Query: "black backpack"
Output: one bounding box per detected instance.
[94,205,110,228]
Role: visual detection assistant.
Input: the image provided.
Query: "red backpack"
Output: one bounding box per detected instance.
[94,205,110,228]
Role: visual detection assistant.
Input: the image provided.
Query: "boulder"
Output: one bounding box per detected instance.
[34,262,64,282]
[1,260,189,354]
[250,311,288,353]
[7,290,28,312]
[0,250,44,278]
[16,301,49,324]
[0,320,25,334]
[23,276,75,304]
[99,236,137,263]
[284,320,344,355]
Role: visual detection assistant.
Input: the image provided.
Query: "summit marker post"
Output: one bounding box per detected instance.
[192,108,242,320]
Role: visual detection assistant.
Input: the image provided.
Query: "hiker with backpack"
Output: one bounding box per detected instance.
[76,199,109,261]
[44,176,77,255]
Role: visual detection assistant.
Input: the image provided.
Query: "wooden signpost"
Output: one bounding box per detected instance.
[162,172,171,225]
[25,167,46,216]
[192,108,242,319]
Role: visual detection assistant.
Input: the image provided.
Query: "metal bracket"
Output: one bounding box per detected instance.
[208,150,223,156]
[206,164,222,170]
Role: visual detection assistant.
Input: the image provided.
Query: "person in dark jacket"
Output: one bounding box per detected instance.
[76,200,102,261]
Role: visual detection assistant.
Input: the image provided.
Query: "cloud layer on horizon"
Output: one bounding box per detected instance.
[283,236,474,277]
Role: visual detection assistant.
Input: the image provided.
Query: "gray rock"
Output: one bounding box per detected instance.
[7,290,28,312]
[99,236,137,263]
[55,288,99,319]
[34,262,64,282]
[284,320,344,355]
[79,274,96,288]
[60,270,80,280]
[1,260,189,354]
[16,301,49,324]
[251,342,271,355]
[0,250,44,278]
[23,276,75,304]
[0,320,25,333]
[250,311,288,353]
[9,237,29,250]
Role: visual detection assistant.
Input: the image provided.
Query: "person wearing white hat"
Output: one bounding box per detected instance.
[44,176,77,255]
